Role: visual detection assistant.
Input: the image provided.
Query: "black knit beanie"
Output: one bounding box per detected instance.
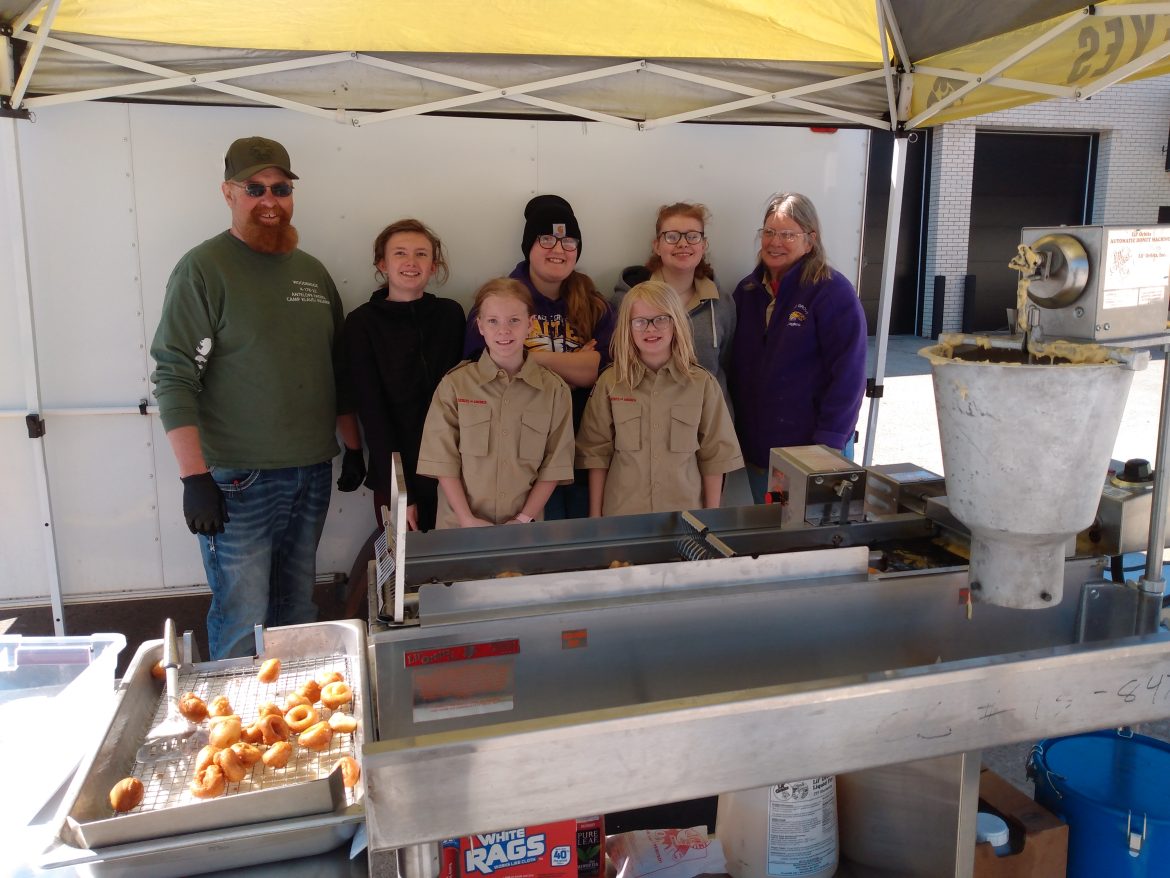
[521,194,582,259]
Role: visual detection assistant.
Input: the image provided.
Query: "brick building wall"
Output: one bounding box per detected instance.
[923,75,1170,334]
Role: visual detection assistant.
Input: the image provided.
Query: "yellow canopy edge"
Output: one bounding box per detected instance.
[27,0,884,62]
[910,2,1170,125]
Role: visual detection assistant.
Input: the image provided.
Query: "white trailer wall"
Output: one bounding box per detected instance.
[0,101,867,606]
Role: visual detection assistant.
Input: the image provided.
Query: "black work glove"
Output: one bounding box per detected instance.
[336,447,366,492]
[181,472,228,535]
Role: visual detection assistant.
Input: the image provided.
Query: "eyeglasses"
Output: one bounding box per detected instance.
[630,314,673,332]
[231,181,294,198]
[658,230,705,245]
[760,228,807,243]
[535,234,579,252]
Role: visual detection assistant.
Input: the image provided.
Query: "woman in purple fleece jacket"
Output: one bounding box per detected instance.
[727,193,867,503]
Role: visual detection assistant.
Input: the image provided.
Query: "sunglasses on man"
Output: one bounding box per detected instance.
[231,181,294,198]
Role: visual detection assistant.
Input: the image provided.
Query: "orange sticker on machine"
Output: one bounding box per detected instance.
[561,629,588,650]
[408,639,519,723]
[405,638,520,668]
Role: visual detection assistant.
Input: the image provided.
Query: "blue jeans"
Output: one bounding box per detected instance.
[543,480,590,520]
[199,463,332,659]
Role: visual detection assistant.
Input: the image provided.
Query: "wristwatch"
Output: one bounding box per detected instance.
[513,512,534,523]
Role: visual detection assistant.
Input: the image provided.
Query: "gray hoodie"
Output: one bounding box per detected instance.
[613,266,737,411]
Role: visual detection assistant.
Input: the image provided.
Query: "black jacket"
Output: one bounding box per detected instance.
[343,291,466,498]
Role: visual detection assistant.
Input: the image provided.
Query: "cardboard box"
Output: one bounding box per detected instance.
[461,820,577,878]
[973,766,1067,878]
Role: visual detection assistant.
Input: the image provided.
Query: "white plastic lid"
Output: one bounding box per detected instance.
[976,812,1010,847]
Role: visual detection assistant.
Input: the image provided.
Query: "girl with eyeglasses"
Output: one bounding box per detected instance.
[614,202,737,409]
[576,281,742,517]
[420,279,574,528]
[463,194,616,520]
[727,192,867,504]
[342,219,466,531]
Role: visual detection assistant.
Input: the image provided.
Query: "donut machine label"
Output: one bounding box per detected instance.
[407,638,518,722]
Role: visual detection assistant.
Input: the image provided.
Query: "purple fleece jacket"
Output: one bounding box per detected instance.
[727,259,866,468]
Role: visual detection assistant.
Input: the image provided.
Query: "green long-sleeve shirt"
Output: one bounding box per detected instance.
[150,231,346,469]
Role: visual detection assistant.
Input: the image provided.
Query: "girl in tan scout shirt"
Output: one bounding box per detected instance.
[418,278,575,528]
[576,281,743,518]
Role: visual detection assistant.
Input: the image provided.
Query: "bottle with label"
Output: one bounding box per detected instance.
[716,776,838,878]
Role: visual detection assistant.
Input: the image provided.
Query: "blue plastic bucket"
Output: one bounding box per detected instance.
[1031,730,1170,878]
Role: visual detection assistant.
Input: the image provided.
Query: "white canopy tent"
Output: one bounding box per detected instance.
[5,1,1170,630]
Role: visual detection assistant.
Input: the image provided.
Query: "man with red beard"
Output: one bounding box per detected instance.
[150,136,365,659]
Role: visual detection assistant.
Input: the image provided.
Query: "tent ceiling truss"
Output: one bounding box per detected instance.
[4,2,1170,130]
[0,2,1162,130]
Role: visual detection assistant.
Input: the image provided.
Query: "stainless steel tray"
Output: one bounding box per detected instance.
[43,809,363,878]
[54,620,369,860]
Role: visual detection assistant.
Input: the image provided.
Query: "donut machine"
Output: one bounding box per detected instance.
[354,463,1170,877]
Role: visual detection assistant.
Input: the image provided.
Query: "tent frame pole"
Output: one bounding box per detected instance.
[1,118,66,634]
[8,0,60,108]
[862,130,910,467]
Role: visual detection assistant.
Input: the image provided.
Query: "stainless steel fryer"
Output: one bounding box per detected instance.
[47,619,369,875]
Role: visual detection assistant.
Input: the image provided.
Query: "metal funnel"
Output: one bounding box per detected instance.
[921,342,1138,609]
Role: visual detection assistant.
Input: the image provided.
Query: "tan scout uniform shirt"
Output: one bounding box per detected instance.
[418,351,575,529]
[575,361,743,517]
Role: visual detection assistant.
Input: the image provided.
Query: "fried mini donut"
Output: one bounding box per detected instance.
[257,658,281,684]
[284,691,311,711]
[194,744,219,773]
[178,692,208,722]
[297,720,333,751]
[208,714,242,748]
[214,746,247,783]
[109,777,145,812]
[320,681,352,710]
[240,722,264,745]
[190,764,226,799]
[262,740,292,769]
[332,755,361,789]
[285,704,319,733]
[315,669,344,687]
[258,713,290,745]
[296,679,322,704]
[256,701,283,719]
[230,741,263,766]
[328,712,358,734]
[208,694,233,717]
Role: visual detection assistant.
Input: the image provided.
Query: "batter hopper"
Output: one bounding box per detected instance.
[922,342,1137,609]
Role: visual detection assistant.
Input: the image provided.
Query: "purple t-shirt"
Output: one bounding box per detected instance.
[463,261,616,366]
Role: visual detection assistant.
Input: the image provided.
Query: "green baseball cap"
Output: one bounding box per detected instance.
[223,136,299,182]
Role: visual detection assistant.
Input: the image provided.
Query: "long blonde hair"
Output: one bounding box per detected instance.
[611,280,698,389]
[759,192,831,286]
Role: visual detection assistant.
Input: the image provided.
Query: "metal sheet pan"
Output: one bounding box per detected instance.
[55,620,369,856]
[44,808,362,878]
